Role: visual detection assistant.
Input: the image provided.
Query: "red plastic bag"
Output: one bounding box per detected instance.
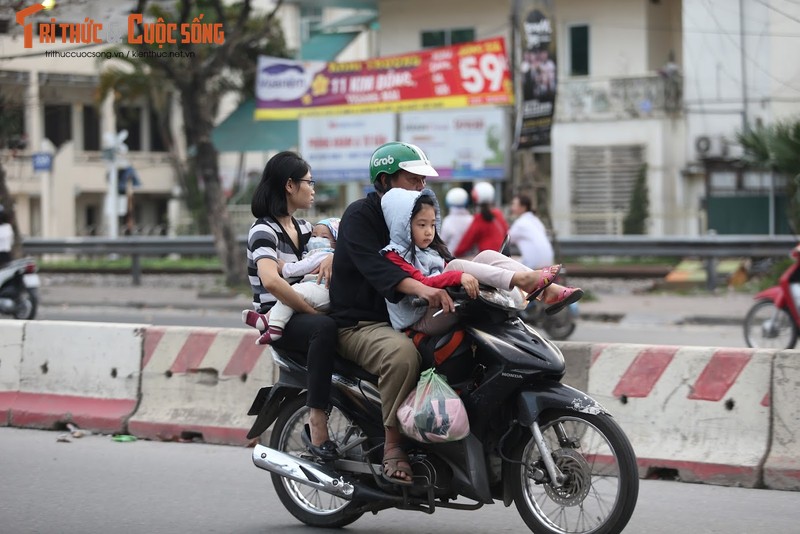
[397,368,470,443]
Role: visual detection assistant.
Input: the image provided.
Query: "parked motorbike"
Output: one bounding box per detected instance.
[519,269,578,340]
[743,244,800,349]
[247,285,639,534]
[0,257,39,320]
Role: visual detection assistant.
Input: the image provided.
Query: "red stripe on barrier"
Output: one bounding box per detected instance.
[128,420,249,446]
[0,391,18,426]
[612,346,678,398]
[142,327,166,369]
[10,392,136,434]
[590,344,608,366]
[761,393,770,407]
[688,349,751,401]
[170,332,216,374]
[223,335,267,377]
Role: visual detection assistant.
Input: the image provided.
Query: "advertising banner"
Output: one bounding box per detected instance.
[255,37,513,120]
[299,114,395,181]
[400,108,507,181]
[515,0,557,148]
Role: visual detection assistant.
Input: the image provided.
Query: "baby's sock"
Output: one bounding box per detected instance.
[242,310,268,332]
[256,326,284,345]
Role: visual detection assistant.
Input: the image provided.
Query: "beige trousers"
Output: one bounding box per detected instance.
[338,321,420,427]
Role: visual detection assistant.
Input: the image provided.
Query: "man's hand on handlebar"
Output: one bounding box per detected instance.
[416,285,455,314]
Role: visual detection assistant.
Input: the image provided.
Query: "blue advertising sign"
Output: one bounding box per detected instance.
[32,152,53,172]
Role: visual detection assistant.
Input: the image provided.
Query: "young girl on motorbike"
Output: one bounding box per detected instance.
[380,188,583,334]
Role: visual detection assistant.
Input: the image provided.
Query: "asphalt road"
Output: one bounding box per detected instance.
[1,427,798,534]
[36,305,748,347]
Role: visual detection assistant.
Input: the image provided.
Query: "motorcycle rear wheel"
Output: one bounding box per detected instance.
[13,287,37,320]
[511,410,639,534]
[743,300,797,350]
[268,394,364,528]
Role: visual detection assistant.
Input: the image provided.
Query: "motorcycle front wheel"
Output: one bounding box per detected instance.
[511,409,639,534]
[743,300,797,349]
[268,394,364,528]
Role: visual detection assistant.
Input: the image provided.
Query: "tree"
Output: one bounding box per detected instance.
[115,0,287,286]
[0,95,25,259]
[737,119,800,233]
[623,164,649,235]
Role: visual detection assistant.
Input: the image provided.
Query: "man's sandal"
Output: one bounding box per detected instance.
[382,446,413,486]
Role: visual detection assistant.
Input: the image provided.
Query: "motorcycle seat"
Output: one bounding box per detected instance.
[271,346,379,384]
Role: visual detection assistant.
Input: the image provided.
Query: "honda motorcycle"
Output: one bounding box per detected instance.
[0,257,39,320]
[247,285,639,534]
[743,243,800,349]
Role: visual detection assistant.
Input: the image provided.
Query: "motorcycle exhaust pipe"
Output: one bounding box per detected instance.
[252,444,406,503]
[252,444,355,499]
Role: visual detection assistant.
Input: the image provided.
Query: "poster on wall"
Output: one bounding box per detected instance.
[400,108,507,181]
[255,37,513,120]
[299,114,395,181]
[514,0,557,148]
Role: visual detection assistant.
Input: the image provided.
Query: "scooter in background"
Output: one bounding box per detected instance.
[0,257,40,320]
[519,268,578,340]
[743,244,800,349]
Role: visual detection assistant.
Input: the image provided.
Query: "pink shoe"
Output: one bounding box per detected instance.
[543,287,584,316]
[242,310,268,332]
[256,326,284,345]
[525,264,562,301]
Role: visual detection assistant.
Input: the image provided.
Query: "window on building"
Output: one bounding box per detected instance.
[44,104,72,148]
[421,27,475,48]
[149,108,168,152]
[570,144,645,235]
[569,24,589,76]
[300,6,323,41]
[116,106,142,151]
[82,105,100,151]
[0,101,25,149]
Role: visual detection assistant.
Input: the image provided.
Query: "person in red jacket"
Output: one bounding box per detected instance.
[452,181,509,257]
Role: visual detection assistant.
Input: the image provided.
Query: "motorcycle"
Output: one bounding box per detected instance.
[519,269,578,340]
[743,244,800,349]
[0,257,39,320]
[246,284,639,534]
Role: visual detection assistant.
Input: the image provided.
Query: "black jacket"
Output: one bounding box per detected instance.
[329,192,409,327]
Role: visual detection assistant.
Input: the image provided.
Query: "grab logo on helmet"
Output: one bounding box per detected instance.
[372,155,395,167]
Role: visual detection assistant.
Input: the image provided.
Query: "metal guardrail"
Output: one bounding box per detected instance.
[22,234,798,288]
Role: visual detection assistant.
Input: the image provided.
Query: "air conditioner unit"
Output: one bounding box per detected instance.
[694,135,729,159]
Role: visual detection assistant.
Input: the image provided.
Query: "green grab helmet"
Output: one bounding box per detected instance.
[369,142,439,184]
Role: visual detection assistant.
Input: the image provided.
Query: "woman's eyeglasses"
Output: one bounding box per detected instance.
[295,178,316,187]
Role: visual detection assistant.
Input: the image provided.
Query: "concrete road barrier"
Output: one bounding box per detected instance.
[10,321,145,434]
[588,344,773,488]
[0,322,25,426]
[763,350,800,491]
[127,326,276,446]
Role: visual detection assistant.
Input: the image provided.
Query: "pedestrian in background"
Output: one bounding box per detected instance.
[508,193,554,269]
[0,207,13,266]
[452,181,508,258]
[440,187,472,253]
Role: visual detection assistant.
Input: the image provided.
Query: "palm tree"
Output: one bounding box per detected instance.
[736,120,800,234]
[108,0,288,286]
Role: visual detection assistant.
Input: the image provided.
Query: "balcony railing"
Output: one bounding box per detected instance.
[556,73,681,122]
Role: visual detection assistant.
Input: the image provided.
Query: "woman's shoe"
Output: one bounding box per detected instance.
[525,264,562,301]
[301,423,339,461]
[543,287,584,316]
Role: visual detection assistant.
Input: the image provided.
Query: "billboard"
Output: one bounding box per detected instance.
[515,0,557,148]
[299,114,395,181]
[400,108,507,181]
[255,38,513,120]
